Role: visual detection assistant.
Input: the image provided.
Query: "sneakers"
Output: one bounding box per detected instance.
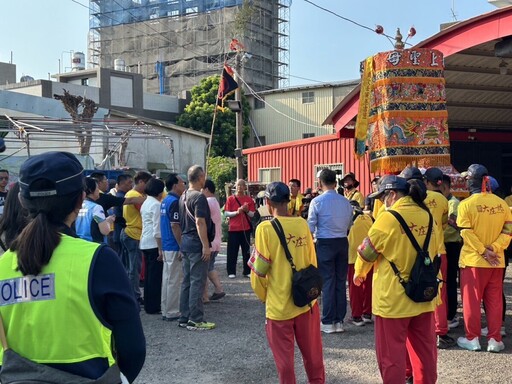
[487,338,505,353]
[481,326,506,337]
[320,323,336,334]
[437,334,456,349]
[186,320,216,331]
[351,317,365,327]
[243,273,250,279]
[362,314,373,324]
[210,292,226,301]
[448,317,459,329]
[334,322,345,333]
[228,274,236,279]
[178,321,188,328]
[457,336,481,351]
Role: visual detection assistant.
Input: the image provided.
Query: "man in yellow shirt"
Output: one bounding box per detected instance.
[423,167,454,349]
[341,172,365,207]
[121,171,152,306]
[248,182,325,384]
[456,164,512,353]
[440,174,462,329]
[347,201,374,326]
[287,178,304,217]
[505,187,512,207]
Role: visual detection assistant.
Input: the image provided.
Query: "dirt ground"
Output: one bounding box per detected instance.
[135,248,512,384]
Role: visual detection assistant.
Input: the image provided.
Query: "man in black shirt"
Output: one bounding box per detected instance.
[177,165,215,331]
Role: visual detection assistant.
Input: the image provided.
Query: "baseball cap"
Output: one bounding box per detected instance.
[19,152,84,199]
[369,175,408,199]
[488,176,499,193]
[464,164,488,180]
[264,181,290,203]
[400,166,423,181]
[424,167,444,184]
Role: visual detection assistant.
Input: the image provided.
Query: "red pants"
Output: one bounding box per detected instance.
[375,312,437,384]
[434,254,448,335]
[460,267,503,342]
[348,264,373,318]
[266,303,325,384]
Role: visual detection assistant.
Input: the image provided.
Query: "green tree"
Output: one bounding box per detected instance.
[206,156,237,202]
[177,75,250,158]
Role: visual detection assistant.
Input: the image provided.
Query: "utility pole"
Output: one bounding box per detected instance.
[234,51,244,180]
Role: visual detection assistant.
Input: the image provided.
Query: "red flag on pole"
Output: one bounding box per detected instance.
[217,64,239,111]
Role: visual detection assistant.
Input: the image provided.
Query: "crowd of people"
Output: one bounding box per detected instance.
[249,166,512,384]
[0,152,511,383]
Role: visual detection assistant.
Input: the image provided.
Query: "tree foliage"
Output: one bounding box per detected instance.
[206,156,237,202]
[177,75,250,158]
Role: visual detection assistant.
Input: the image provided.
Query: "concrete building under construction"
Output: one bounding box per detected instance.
[88,0,290,96]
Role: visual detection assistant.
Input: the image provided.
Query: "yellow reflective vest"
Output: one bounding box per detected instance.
[0,234,114,365]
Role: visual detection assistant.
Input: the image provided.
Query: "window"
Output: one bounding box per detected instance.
[303,133,315,139]
[254,98,265,109]
[313,163,344,188]
[259,168,281,183]
[302,91,315,104]
[81,78,89,86]
[254,136,266,147]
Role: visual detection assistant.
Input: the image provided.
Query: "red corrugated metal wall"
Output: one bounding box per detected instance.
[247,137,376,196]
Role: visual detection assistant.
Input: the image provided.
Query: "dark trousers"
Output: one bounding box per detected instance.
[142,248,163,314]
[227,230,251,276]
[316,237,348,324]
[445,241,462,321]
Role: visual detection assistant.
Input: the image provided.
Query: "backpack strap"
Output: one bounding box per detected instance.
[270,218,296,271]
[386,209,433,287]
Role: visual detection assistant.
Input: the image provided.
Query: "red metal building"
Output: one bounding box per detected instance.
[244,6,512,196]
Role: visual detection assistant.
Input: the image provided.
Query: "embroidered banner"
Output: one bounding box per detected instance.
[355,48,451,173]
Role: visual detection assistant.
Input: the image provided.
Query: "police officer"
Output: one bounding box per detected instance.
[0,152,145,382]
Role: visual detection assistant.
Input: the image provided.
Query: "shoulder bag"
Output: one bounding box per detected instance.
[386,209,440,303]
[270,218,323,308]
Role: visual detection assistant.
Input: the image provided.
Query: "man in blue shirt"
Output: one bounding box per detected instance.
[160,173,186,321]
[308,169,353,334]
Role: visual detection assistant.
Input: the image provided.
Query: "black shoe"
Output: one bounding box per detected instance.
[405,376,413,384]
[210,292,226,301]
[437,334,456,349]
[137,297,145,306]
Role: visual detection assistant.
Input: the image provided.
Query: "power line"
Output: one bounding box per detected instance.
[303,0,412,47]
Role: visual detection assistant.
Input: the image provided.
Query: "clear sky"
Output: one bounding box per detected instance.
[0,0,497,87]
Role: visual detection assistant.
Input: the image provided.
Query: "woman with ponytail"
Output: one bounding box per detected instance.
[353,175,443,384]
[0,152,145,383]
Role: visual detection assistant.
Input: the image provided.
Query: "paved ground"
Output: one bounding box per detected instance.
[135,245,512,383]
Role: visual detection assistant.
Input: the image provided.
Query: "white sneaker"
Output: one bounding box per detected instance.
[487,338,505,353]
[320,323,336,334]
[457,336,481,351]
[481,326,506,337]
[228,274,236,279]
[334,322,345,333]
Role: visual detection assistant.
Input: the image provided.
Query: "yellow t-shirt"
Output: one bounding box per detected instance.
[345,189,365,208]
[505,195,512,207]
[248,216,317,321]
[373,198,384,219]
[348,213,373,265]
[288,194,304,216]
[457,193,512,269]
[444,195,462,243]
[123,189,144,240]
[424,190,448,254]
[355,196,443,318]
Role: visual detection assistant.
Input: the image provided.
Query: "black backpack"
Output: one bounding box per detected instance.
[270,218,323,308]
[387,210,440,303]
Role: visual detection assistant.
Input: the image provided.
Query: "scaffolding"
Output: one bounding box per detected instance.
[88,0,290,95]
